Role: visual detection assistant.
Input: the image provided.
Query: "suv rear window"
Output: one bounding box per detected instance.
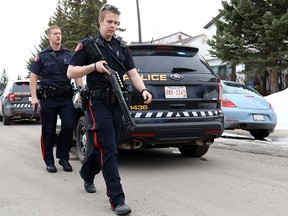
[11,82,30,92]
[130,45,214,74]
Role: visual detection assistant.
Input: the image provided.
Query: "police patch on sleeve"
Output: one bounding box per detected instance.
[75,42,83,51]
[34,55,40,62]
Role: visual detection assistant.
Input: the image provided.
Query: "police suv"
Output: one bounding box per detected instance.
[0,80,40,125]
[73,44,224,162]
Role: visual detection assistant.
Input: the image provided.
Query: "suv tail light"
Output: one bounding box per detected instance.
[8,93,15,102]
[217,79,222,104]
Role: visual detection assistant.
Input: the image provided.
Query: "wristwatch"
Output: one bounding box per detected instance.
[141,88,150,94]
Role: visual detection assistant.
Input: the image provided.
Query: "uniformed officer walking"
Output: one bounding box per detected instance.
[30,25,78,173]
[67,4,152,215]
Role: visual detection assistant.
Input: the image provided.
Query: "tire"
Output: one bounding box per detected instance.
[250,130,270,140]
[75,116,93,163]
[3,109,11,125]
[178,145,210,157]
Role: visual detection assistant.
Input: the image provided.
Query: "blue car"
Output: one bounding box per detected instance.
[221,80,277,139]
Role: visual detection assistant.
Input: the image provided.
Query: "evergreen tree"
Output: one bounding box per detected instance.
[0,69,9,90]
[26,0,108,76]
[208,0,288,93]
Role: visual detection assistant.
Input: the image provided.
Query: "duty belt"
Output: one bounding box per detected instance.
[37,86,73,98]
[89,89,106,100]
[89,88,117,105]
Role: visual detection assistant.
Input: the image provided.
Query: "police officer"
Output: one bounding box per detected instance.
[67,4,152,215]
[30,25,78,173]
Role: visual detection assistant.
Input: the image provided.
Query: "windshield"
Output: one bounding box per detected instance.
[12,82,30,92]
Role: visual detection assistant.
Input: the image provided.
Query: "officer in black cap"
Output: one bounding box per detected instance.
[67,4,152,216]
[30,25,79,173]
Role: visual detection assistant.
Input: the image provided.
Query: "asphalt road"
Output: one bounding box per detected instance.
[0,121,287,216]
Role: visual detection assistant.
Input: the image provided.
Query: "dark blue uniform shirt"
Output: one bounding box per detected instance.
[69,34,135,90]
[30,46,72,89]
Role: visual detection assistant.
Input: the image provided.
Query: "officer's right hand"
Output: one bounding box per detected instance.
[95,61,111,75]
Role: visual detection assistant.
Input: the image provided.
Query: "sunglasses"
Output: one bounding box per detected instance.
[99,4,115,14]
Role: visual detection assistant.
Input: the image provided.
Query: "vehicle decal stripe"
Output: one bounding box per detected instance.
[135,113,142,118]
[13,103,32,108]
[131,110,220,118]
[167,112,173,117]
[146,112,153,118]
[156,112,163,117]
[192,111,198,116]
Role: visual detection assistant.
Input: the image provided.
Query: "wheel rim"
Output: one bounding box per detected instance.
[80,125,87,156]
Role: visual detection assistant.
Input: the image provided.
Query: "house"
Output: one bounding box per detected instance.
[144,13,247,82]
[203,14,245,82]
[147,30,234,80]
[149,31,210,57]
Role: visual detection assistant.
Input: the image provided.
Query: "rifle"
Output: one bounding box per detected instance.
[85,38,136,130]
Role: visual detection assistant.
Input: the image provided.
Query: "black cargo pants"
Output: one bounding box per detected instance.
[80,99,125,207]
[39,98,75,165]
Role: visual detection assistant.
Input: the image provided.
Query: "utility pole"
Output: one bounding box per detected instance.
[136,0,142,43]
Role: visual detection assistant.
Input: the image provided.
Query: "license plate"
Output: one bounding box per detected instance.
[253,114,264,121]
[165,86,187,98]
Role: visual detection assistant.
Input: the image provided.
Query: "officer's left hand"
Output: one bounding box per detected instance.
[31,97,40,110]
[142,91,152,104]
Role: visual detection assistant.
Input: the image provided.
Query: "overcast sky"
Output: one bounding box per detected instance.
[0,0,222,80]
